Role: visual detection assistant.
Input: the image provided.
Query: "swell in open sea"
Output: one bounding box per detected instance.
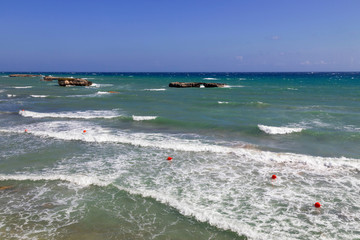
[0,72,359,240]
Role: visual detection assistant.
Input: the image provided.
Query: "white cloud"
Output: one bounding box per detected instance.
[272,35,280,40]
[300,60,311,65]
[235,56,244,61]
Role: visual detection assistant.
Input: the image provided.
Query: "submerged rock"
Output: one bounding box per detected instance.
[58,78,92,87]
[169,82,226,88]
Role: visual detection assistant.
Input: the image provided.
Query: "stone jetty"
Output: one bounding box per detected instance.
[9,74,42,77]
[169,82,226,88]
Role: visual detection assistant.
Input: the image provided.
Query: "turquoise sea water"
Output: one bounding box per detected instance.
[0,72,359,239]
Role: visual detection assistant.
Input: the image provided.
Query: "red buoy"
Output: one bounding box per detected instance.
[83,130,86,133]
[22,109,24,111]
[314,202,321,208]
[24,129,28,133]
[271,174,277,179]
[167,157,173,161]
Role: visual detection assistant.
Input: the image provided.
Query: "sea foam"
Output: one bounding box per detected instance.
[30,95,48,98]
[19,110,121,119]
[0,174,110,187]
[258,124,304,134]
[132,115,157,121]
[144,88,166,91]
[14,86,32,89]
[1,121,358,171]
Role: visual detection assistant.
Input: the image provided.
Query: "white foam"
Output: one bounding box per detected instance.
[86,83,114,88]
[218,101,229,104]
[7,94,16,97]
[115,185,259,239]
[132,115,157,121]
[144,88,166,91]
[19,110,121,119]
[96,91,110,95]
[203,78,218,80]
[1,121,359,170]
[224,85,243,88]
[258,124,304,134]
[2,121,360,239]
[0,174,109,187]
[30,95,48,98]
[199,84,205,88]
[14,86,32,89]
[67,91,111,98]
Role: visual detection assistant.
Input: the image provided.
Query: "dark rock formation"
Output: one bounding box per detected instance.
[9,74,42,77]
[58,78,92,87]
[43,76,59,81]
[169,82,226,88]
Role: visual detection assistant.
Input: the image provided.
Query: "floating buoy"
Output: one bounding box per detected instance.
[167,157,173,161]
[24,129,28,133]
[83,130,86,133]
[271,174,277,179]
[314,202,321,208]
[22,109,24,111]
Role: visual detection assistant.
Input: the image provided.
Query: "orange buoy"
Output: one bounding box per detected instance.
[271,174,277,179]
[22,109,24,111]
[167,157,173,161]
[314,202,321,208]
[83,130,86,133]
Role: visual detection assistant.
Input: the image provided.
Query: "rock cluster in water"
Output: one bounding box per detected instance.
[42,76,92,86]
[57,78,92,87]
[169,82,226,88]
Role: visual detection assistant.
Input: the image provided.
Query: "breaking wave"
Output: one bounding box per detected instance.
[132,115,157,121]
[258,124,304,135]
[19,110,122,119]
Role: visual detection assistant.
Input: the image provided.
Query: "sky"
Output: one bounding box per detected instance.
[0,0,360,72]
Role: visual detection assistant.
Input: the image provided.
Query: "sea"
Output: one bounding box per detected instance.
[0,72,359,240]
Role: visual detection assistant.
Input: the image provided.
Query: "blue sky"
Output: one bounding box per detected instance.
[1,0,360,72]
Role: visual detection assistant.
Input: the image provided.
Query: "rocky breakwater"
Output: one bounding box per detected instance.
[57,77,92,87]
[169,82,226,88]
[9,74,42,77]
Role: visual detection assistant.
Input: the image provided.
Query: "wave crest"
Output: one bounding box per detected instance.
[132,115,157,121]
[19,110,122,119]
[258,124,304,135]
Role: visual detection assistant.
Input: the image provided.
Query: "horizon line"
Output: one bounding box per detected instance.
[2,71,360,73]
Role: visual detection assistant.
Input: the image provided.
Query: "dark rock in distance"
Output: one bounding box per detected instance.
[169,82,226,88]
[9,74,42,77]
[43,76,59,81]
